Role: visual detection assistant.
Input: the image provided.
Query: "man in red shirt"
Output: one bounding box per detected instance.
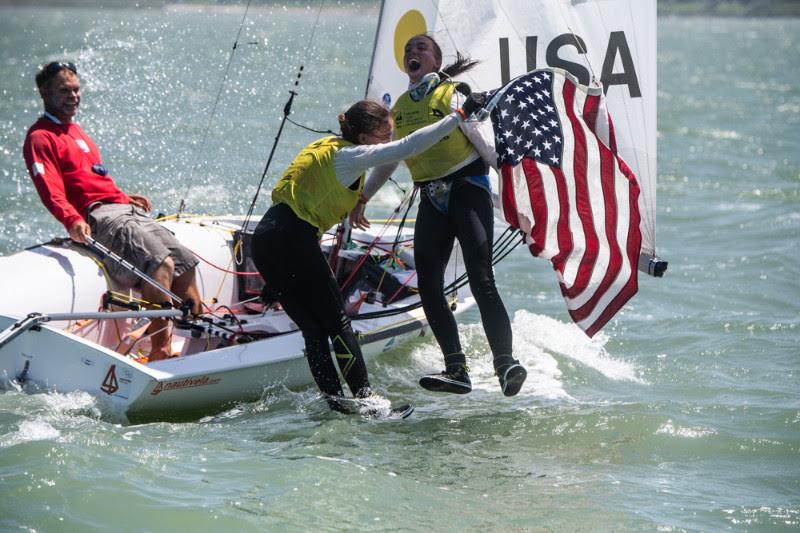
[23,61,201,361]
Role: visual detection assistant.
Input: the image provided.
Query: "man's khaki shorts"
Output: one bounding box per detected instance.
[88,203,198,289]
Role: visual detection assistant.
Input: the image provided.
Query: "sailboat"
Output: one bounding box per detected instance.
[0,216,474,423]
[0,0,662,423]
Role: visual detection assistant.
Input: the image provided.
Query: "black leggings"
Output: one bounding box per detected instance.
[251,203,370,398]
[415,180,513,361]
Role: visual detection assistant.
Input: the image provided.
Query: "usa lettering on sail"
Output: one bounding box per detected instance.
[498,32,641,97]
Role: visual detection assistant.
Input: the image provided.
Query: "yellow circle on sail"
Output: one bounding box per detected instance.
[394,10,427,72]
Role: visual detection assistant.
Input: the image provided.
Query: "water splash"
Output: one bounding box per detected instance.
[0,418,60,448]
[511,310,644,384]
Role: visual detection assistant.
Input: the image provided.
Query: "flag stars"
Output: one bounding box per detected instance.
[492,69,564,169]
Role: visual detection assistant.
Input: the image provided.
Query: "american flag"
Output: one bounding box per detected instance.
[490,68,642,337]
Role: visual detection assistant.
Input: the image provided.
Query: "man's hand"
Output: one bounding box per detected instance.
[128,194,152,212]
[68,219,92,244]
[349,201,370,230]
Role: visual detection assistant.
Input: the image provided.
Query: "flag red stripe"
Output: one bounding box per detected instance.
[583,154,642,336]
[568,138,622,323]
[521,158,547,256]
[559,81,599,299]
[548,166,573,272]
[607,114,618,153]
[501,164,520,229]
[583,92,599,135]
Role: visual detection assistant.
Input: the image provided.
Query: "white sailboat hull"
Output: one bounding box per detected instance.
[0,305,438,423]
[0,216,474,423]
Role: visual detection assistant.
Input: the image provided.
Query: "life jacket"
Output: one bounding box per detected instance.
[392,80,476,182]
[271,136,363,235]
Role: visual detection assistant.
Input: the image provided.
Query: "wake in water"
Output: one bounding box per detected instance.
[0,390,100,449]
[405,309,644,403]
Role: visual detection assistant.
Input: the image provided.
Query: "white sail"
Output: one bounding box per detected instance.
[366,0,659,262]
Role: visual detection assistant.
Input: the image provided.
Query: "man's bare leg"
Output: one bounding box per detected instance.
[141,257,175,361]
[172,267,202,314]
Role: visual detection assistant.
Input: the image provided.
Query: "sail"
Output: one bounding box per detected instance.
[366,0,659,262]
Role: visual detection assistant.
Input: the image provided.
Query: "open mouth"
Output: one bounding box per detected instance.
[407,58,421,73]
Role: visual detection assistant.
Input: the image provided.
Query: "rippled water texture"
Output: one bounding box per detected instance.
[0,6,798,531]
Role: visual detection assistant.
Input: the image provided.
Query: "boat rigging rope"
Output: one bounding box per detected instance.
[351,225,523,321]
[177,0,256,218]
[286,116,337,136]
[338,185,417,295]
[237,0,328,263]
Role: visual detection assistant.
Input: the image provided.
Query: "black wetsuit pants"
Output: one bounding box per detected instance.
[252,203,371,399]
[415,181,513,362]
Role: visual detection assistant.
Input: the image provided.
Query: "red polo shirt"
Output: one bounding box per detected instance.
[23,114,130,230]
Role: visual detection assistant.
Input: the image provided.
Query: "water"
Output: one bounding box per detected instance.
[1,5,798,531]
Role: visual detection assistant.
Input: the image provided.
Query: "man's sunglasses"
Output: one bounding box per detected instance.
[37,61,78,87]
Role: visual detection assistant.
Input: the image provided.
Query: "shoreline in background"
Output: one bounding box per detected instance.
[0,0,799,17]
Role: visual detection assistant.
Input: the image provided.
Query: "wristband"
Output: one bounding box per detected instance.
[455,108,467,121]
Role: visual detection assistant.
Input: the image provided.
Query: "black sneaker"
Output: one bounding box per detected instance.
[495,357,527,397]
[419,366,472,394]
